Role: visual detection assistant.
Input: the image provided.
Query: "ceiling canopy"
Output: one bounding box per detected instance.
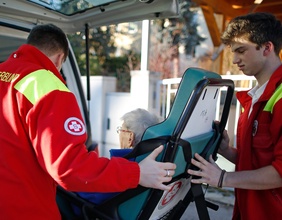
[193,0,282,46]
[194,0,282,21]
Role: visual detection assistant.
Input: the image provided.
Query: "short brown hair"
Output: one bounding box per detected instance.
[27,24,69,61]
[221,12,282,56]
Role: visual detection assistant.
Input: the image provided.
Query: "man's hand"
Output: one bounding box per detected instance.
[139,145,176,191]
[218,130,230,152]
[187,153,223,187]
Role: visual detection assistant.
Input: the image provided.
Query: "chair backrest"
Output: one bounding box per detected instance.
[57,67,234,220]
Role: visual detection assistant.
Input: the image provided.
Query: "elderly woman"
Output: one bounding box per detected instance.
[74,108,161,212]
[117,108,161,149]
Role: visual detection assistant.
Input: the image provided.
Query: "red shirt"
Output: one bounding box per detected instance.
[233,65,282,220]
[0,45,139,219]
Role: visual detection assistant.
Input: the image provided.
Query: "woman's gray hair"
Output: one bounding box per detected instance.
[120,108,160,147]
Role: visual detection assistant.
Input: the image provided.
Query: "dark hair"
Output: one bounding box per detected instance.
[27,24,69,61]
[221,12,282,56]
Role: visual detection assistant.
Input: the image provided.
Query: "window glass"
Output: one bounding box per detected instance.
[28,0,120,15]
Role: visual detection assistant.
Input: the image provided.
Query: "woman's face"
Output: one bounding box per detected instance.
[118,122,134,149]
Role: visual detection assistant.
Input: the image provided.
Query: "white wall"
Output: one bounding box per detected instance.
[102,92,133,157]
[130,70,161,116]
[82,71,160,157]
[81,76,116,151]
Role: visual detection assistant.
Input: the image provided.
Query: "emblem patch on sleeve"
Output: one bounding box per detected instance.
[64,117,86,135]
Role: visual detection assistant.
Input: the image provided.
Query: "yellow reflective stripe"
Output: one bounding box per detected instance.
[14,69,70,104]
[264,83,282,113]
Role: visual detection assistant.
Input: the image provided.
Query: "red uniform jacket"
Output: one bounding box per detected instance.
[233,65,282,220]
[0,45,140,219]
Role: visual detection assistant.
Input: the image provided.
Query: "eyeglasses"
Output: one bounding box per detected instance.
[116,126,131,134]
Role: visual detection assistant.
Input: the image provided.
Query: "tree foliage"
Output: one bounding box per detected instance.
[179,0,206,56]
[149,0,206,78]
[68,25,141,92]
[68,0,205,90]
[68,26,116,76]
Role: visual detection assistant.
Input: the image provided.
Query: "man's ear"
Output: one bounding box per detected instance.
[49,52,64,69]
[263,41,273,56]
[55,53,65,67]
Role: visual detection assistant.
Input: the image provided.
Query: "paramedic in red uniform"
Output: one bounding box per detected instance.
[0,24,176,219]
[188,12,282,220]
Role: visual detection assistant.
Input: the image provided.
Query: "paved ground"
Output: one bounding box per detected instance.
[179,155,235,220]
[180,186,235,220]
